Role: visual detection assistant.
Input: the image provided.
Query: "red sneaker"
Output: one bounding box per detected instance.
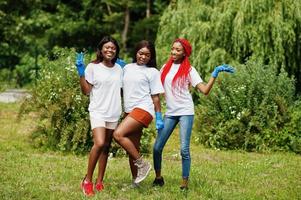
[81,178,95,197]
[95,182,104,192]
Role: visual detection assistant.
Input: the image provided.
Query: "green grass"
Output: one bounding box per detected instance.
[0,102,300,200]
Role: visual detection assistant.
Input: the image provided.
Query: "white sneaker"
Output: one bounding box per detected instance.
[133,157,151,184]
[131,179,140,188]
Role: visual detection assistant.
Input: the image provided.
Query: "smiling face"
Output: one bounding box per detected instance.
[101,41,117,61]
[171,42,185,63]
[136,47,151,65]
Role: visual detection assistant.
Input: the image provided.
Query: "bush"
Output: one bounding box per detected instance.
[193,60,300,153]
[14,53,38,87]
[21,47,91,153]
[22,47,155,155]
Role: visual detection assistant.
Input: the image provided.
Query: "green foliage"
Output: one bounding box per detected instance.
[0,68,15,91]
[22,47,92,153]
[22,47,154,154]
[155,0,301,153]
[14,53,39,87]
[279,100,301,153]
[0,0,169,87]
[156,0,301,92]
[193,61,300,153]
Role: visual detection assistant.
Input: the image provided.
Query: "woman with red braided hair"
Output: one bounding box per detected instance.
[152,38,234,190]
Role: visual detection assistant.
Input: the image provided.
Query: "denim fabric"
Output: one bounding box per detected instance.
[153,115,194,178]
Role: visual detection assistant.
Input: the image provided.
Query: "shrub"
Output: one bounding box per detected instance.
[22,47,155,155]
[21,47,91,153]
[14,53,38,87]
[193,60,300,153]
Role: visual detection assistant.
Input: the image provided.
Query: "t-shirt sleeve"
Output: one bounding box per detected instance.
[149,69,165,95]
[190,67,203,87]
[85,63,94,85]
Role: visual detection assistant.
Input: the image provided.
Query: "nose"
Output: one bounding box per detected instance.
[171,50,176,56]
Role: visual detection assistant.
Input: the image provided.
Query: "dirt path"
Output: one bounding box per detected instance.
[0,89,30,103]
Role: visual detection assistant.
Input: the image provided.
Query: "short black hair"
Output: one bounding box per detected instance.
[133,40,157,68]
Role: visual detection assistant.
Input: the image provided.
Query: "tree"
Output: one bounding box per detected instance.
[0,0,169,87]
[156,0,301,93]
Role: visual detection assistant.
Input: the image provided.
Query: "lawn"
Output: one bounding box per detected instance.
[0,102,300,200]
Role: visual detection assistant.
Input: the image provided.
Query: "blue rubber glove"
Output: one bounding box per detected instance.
[116,58,127,68]
[155,112,164,130]
[211,64,235,78]
[75,52,85,77]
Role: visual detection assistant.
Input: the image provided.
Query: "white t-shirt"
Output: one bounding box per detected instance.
[161,63,203,116]
[123,63,164,117]
[85,62,123,121]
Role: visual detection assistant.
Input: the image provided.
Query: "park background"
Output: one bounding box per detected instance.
[0,0,300,199]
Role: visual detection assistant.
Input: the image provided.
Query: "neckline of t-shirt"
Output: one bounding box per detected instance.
[134,63,147,68]
[98,62,116,69]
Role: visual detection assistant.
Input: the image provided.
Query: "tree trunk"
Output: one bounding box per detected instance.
[146,0,151,18]
[122,5,130,50]
[106,3,112,15]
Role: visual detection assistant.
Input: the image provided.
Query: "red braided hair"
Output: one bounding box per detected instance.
[161,38,192,93]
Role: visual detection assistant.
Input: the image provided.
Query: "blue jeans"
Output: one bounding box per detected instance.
[153,115,194,179]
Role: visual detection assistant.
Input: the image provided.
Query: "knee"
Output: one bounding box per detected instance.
[153,143,163,155]
[93,140,105,149]
[180,148,190,159]
[93,141,110,153]
[113,129,122,142]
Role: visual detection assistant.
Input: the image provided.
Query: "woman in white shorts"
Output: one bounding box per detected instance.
[75,36,123,197]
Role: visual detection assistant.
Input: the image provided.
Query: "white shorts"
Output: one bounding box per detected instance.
[90,117,118,130]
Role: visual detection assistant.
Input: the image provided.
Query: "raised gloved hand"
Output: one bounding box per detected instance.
[155,112,164,130]
[211,64,235,78]
[75,52,85,77]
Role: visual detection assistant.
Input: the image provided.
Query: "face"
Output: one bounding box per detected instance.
[171,42,185,63]
[136,47,151,65]
[101,42,117,61]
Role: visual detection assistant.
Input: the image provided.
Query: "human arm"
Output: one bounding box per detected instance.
[196,77,216,96]
[151,94,164,130]
[79,77,92,95]
[196,64,234,95]
[75,52,92,95]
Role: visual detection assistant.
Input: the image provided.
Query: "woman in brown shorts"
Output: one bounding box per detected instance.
[113,40,164,185]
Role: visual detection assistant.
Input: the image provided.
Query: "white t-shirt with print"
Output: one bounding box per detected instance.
[85,62,123,121]
[123,63,164,117]
[162,63,203,116]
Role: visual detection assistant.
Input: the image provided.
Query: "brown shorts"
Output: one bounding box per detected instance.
[127,108,153,128]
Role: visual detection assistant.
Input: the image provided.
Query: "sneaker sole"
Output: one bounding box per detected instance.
[134,165,152,184]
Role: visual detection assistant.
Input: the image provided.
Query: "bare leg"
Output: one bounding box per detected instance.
[128,130,142,179]
[113,116,144,160]
[85,127,107,182]
[96,129,114,184]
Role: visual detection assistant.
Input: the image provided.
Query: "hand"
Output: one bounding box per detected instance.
[211,64,235,78]
[75,52,85,77]
[155,112,164,130]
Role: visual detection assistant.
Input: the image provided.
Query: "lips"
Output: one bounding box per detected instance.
[106,53,113,57]
[171,55,177,60]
